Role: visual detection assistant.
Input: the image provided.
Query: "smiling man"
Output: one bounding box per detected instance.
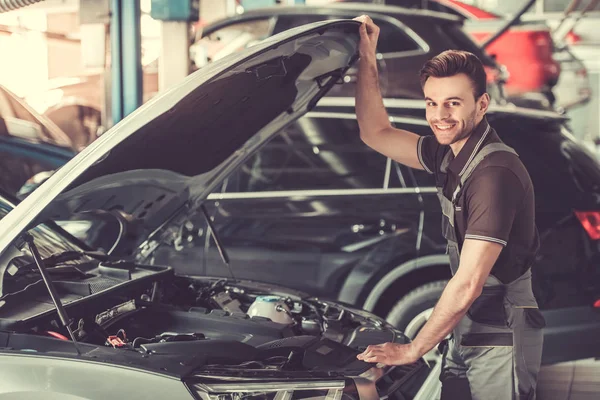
[353,15,544,400]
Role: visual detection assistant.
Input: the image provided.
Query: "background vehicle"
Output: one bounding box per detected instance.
[44,3,505,143]
[153,98,600,366]
[384,0,562,101]
[0,84,75,196]
[192,3,504,101]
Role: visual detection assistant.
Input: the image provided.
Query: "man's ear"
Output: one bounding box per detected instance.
[478,93,490,115]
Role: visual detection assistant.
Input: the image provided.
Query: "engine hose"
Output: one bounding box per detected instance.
[0,0,45,13]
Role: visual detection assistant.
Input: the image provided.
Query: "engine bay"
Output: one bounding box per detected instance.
[0,264,429,399]
[79,277,404,375]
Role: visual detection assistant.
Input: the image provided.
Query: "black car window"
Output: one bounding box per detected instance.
[390,162,415,189]
[375,18,421,53]
[0,149,52,196]
[222,116,389,192]
[196,18,274,65]
[274,14,420,54]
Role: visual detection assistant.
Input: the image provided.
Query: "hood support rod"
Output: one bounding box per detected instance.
[200,204,235,280]
[23,233,82,355]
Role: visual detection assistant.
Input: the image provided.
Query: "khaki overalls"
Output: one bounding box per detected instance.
[437,143,545,400]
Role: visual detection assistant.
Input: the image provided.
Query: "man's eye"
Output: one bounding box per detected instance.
[449,102,460,106]
[426,102,435,107]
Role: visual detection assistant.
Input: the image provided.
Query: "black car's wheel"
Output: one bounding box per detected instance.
[386,280,448,338]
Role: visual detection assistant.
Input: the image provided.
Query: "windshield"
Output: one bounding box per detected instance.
[0,196,91,298]
[0,198,82,258]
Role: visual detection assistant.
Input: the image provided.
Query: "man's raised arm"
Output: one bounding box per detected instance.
[354,15,425,171]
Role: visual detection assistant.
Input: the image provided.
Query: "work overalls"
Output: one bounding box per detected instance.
[437,143,545,400]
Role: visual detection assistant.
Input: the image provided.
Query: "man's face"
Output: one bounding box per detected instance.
[423,73,487,146]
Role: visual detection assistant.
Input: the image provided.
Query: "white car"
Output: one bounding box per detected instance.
[0,20,435,399]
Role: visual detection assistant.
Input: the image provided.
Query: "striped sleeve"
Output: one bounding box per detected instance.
[417,135,436,174]
[464,234,507,247]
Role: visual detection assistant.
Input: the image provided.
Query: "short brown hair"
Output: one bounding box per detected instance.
[419,50,487,99]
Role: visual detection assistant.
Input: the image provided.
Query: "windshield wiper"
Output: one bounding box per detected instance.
[35,250,113,266]
[12,250,116,276]
[200,204,235,280]
[22,233,82,355]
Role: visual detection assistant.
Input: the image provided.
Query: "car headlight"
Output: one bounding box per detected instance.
[189,381,346,400]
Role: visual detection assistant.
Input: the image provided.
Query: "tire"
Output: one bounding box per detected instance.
[386,280,448,338]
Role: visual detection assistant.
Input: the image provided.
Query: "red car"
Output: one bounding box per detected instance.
[442,0,560,98]
[385,0,561,100]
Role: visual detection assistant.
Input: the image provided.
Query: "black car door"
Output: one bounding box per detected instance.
[200,114,420,298]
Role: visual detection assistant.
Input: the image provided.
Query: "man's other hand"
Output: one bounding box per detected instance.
[357,342,420,366]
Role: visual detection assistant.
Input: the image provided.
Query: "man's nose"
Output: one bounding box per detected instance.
[435,106,451,121]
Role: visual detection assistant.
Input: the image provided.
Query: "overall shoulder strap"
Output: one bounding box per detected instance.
[452,143,518,203]
[440,148,453,173]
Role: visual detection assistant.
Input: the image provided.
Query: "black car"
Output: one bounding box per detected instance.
[192,3,508,103]
[154,97,600,366]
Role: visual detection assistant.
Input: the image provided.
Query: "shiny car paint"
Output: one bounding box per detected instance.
[0,353,193,400]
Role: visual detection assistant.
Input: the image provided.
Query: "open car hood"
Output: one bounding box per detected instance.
[0,20,360,256]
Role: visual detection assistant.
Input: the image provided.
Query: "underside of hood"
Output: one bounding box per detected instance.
[0,20,360,256]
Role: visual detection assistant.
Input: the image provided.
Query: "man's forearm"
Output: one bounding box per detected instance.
[356,57,392,139]
[357,241,500,366]
[411,277,480,356]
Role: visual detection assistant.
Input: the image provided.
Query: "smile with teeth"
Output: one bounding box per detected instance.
[435,123,456,131]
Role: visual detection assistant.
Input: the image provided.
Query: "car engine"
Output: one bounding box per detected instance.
[1,270,430,400]
[84,277,407,374]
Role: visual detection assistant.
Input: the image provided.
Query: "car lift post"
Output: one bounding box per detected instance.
[151,0,200,92]
[110,0,142,124]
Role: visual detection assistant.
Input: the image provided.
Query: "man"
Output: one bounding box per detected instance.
[353,16,545,400]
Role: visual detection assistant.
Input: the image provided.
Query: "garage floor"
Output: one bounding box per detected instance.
[415,357,600,400]
[538,359,600,400]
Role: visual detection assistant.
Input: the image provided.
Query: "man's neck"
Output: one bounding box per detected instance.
[449,136,470,156]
